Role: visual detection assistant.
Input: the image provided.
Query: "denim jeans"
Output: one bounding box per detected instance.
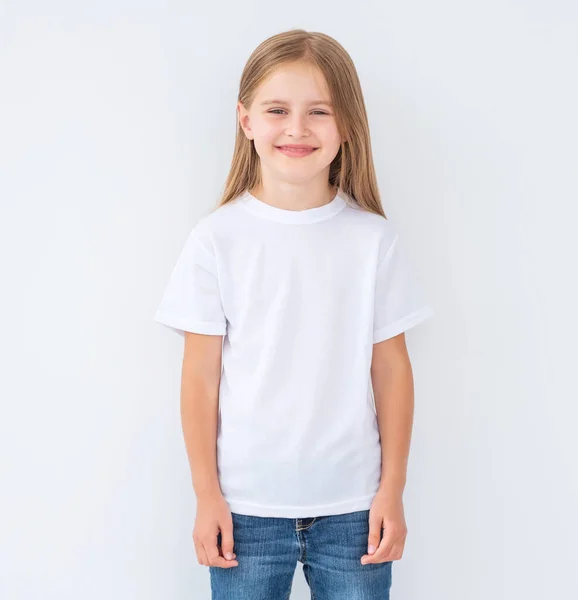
[210,509,393,599]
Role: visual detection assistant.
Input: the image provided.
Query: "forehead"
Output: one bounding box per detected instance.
[254,62,331,103]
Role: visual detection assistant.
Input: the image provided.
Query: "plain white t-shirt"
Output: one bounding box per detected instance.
[154,188,434,518]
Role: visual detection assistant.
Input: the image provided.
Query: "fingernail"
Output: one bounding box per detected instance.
[368,545,376,554]
[225,552,233,560]
[361,558,368,565]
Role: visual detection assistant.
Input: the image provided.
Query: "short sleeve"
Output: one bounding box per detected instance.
[373,233,434,344]
[154,228,227,337]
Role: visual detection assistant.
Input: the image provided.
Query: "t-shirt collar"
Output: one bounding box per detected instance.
[240,189,347,224]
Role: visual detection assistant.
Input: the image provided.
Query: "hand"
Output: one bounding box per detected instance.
[193,491,239,568]
[360,488,407,565]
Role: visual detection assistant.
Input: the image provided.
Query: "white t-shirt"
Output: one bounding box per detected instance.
[154,188,434,518]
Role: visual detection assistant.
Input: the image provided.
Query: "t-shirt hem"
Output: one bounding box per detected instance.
[154,311,226,336]
[222,493,377,518]
[373,305,434,344]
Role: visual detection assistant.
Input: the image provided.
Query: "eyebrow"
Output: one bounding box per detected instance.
[260,99,333,107]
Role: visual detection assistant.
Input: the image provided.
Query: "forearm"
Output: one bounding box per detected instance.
[372,358,415,496]
[180,369,222,499]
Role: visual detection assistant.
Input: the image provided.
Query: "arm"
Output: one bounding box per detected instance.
[361,331,413,565]
[181,331,238,569]
[181,331,224,498]
[371,332,414,497]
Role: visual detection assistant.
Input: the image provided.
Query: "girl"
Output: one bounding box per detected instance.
[155,29,434,600]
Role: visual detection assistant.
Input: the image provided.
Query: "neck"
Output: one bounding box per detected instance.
[249,174,337,211]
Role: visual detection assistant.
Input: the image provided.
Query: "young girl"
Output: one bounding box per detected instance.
[155,29,434,600]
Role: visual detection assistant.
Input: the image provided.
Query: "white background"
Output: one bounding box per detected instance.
[1,1,577,598]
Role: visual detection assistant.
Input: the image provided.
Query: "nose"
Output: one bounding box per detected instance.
[285,113,310,138]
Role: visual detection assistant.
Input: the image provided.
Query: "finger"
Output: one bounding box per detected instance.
[205,541,239,569]
[208,554,239,568]
[386,543,403,561]
[219,523,236,561]
[390,538,406,561]
[361,531,394,564]
[194,541,209,567]
[366,513,383,556]
[217,546,237,559]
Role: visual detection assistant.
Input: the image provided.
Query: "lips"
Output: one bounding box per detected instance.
[276,145,318,157]
[277,145,317,150]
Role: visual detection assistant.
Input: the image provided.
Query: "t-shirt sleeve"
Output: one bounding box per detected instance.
[373,233,434,344]
[154,227,227,337]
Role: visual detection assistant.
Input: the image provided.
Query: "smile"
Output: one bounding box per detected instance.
[275,146,318,157]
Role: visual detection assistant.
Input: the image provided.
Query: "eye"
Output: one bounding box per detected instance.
[267,109,330,116]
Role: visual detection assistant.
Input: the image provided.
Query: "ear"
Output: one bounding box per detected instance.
[237,101,254,140]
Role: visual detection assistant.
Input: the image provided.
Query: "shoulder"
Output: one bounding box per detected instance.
[187,194,246,249]
[340,193,399,258]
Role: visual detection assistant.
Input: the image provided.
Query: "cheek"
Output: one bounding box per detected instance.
[317,122,341,145]
[253,119,281,143]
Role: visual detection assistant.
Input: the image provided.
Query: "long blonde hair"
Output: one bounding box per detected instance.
[217,29,386,218]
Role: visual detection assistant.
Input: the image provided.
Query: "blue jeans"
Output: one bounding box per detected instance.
[210,509,393,599]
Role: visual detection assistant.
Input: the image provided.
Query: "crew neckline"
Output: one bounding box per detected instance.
[240,188,348,224]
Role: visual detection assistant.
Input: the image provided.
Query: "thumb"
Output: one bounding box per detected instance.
[367,513,382,554]
[219,521,236,560]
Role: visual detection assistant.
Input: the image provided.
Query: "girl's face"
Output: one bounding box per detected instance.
[238,62,343,185]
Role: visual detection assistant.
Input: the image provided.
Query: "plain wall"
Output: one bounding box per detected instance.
[1,1,577,598]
